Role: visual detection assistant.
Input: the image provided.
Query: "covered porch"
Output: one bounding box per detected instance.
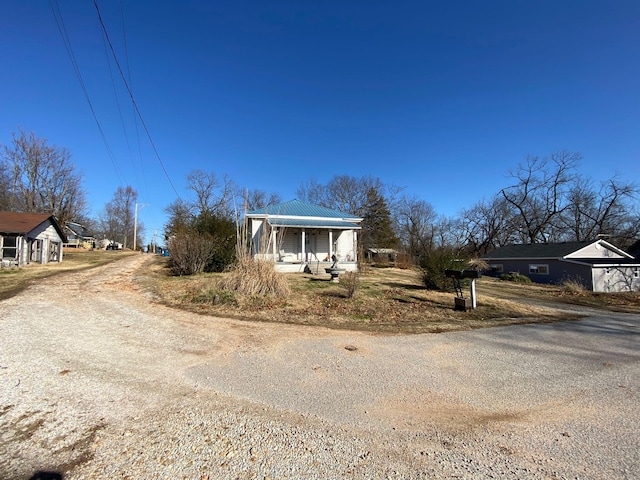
[247,200,363,273]
[268,225,358,273]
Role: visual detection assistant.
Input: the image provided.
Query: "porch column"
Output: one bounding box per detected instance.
[18,236,24,266]
[271,228,277,260]
[328,230,333,258]
[353,231,358,262]
[301,230,306,262]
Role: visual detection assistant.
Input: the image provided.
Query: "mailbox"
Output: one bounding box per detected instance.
[444,269,482,279]
[445,269,481,311]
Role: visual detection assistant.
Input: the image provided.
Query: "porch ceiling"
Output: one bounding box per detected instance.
[267,218,361,229]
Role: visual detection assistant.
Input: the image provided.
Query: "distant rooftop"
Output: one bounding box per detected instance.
[484,241,593,259]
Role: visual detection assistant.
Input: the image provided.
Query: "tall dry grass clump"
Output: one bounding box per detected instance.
[467,258,490,271]
[218,215,290,298]
[219,256,290,297]
[561,277,586,294]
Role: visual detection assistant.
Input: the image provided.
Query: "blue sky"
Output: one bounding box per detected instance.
[1,1,638,244]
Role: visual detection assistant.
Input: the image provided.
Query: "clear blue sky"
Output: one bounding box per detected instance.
[1,1,638,245]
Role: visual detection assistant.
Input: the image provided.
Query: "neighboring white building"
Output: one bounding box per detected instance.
[246,200,363,273]
[0,211,66,267]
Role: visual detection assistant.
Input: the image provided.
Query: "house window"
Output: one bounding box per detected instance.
[490,264,504,273]
[1,235,18,259]
[529,264,549,275]
[633,268,639,279]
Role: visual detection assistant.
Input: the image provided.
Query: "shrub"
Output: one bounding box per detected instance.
[341,271,359,298]
[167,232,218,276]
[192,213,237,272]
[420,247,465,291]
[499,272,532,283]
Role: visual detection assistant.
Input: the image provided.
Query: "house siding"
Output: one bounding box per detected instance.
[566,243,625,259]
[489,259,594,288]
[334,231,356,262]
[593,266,640,292]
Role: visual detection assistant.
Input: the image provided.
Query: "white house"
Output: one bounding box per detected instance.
[246,200,363,273]
[0,211,67,267]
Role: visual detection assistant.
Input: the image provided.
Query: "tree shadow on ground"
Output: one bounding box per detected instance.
[30,472,63,480]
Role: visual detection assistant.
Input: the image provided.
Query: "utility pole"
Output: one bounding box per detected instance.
[133,203,149,251]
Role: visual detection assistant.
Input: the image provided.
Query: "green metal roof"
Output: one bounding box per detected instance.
[267,218,361,229]
[247,199,361,220]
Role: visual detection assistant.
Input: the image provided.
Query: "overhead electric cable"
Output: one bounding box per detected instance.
[48,0,126,185]
[98,16,139,185]
[93,0,181,199]
[119,0,147,196]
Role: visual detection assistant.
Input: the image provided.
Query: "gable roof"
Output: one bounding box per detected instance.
[247,199,361,221]
[483,240,633,260]
[0,211,67,241]
[65,222,94,239]
[628,239,640,259]
[483,241,591,259]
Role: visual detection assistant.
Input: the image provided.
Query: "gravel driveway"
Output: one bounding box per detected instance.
[1,254,638,479]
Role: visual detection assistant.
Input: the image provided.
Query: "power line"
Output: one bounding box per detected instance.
[120,0,147,197]
[98,12,139,185]
[48,0,126,186]
[93,0,181,200]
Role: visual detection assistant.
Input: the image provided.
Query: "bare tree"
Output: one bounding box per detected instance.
[164,198,194,236]
[500,151,581,243]
[562,177,638,243]
[296,175,396,217]
[1,130,87,224]
[240,189,282,213]
[186,170,234,217]
[99,185,141,248]
[395,196,439,260]
[0,160,11,210]
[459,196,518,256]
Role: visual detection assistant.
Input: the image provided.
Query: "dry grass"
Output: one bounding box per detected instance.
[0,248,137,300]
[136,257,640,334]
[218,256,290,297]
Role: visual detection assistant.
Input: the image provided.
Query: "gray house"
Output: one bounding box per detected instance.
[246,200,362,273]
[64,221,95,249]
[0,211,67,267]
[483,240,640,292]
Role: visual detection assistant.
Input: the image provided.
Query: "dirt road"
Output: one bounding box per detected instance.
[1,254,638,479]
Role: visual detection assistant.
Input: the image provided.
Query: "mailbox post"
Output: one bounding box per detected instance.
[444,269,481,311]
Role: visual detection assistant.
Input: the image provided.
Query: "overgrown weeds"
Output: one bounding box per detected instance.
[340,271,359,298]
[141,258,603,333]
[561,277,586,294]
[218,256,290,297]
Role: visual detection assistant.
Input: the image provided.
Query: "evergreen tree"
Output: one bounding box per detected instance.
[360,187,398,252]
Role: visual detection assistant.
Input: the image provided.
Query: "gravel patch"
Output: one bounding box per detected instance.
[1,254,638,479]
